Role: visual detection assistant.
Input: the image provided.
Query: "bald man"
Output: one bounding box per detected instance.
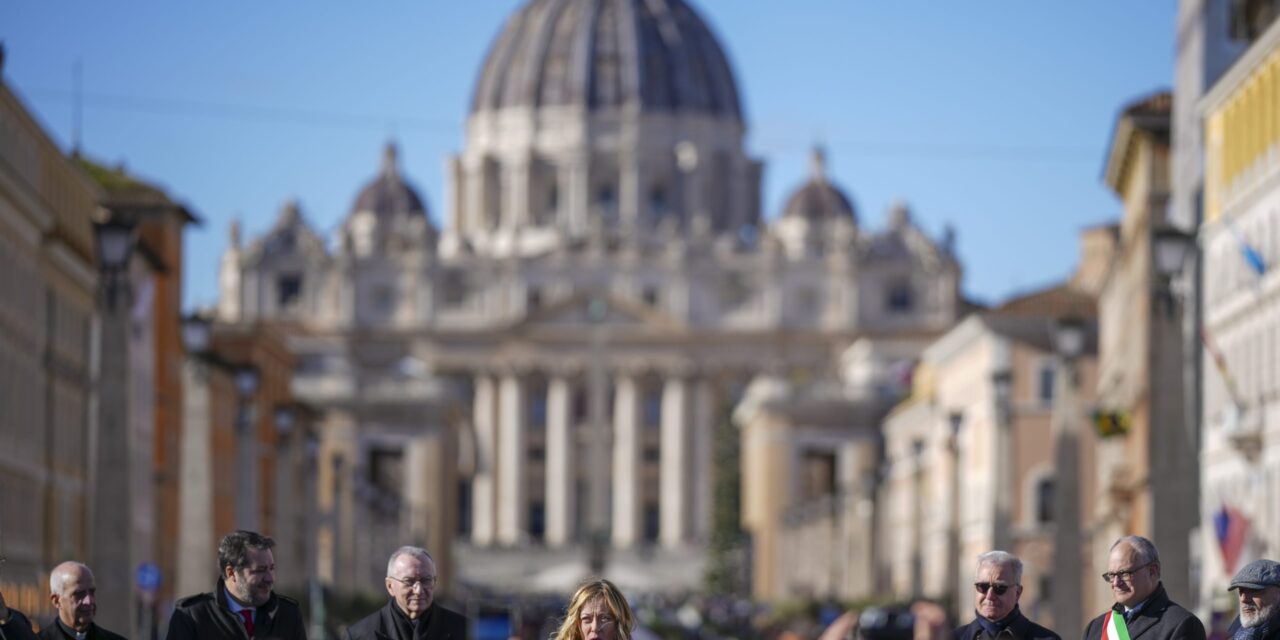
[38,563,125,640]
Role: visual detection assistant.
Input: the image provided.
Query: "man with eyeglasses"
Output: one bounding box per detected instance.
[344,546,466,640]
[1083,536,1204,640]
[1225,559,1280,640]
[955,550,1060,640]
[167,530,308,640]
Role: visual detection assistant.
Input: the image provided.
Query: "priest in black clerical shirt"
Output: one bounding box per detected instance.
[37,562,125,640]
[344,547,466,640]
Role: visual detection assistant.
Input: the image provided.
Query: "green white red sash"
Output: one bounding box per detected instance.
[1102,611,1131,640]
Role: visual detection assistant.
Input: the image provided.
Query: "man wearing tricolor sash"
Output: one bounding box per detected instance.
[1083,537,1204,640]
[954,551,1060,640]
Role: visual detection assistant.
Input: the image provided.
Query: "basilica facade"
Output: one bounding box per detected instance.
[215,0,963,593]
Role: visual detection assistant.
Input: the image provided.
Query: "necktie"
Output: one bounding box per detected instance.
[240,610,255,637]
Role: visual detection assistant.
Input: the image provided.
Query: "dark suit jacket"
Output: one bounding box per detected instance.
[343,601,466,640]
[38,620,127,640]
[955,608,1061,640]
[166,579,306,640]
[0,609,39,640]
[1083,584,1205,640]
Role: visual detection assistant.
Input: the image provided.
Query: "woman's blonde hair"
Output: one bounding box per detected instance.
[551,578,636,640]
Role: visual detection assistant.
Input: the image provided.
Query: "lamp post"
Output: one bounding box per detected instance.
[89,215,137,638]
[175,313,217,598]
[910,437,925,599]
[947,411,965,618]
[235,364,260,530]
[1051,316,1085,634]
[1149,224,1198,606]
[990,369,1013,552]
[274,404,295,584]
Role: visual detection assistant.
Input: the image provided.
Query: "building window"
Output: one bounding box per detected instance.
[720,273,752,311]
[529,446,545,462]
[441,270,467,307]
[596,183,616,218]
[649,184,667,216]
[1036,476,1055,524]
[887,280,914,313]
[642,286,660,307]
[1038,365,1056,405]
[457,480,472,537]
[643,388,662,428]
[529,383,548,429]
[277,274,301,308]
[643,503,660,542]
[572,387,589,423]
[643,446,660,463]
[797,287,820,315]
[527,286,543,311]
[529,501,545,541]
[373,284,396,314]
[800,450,837,501]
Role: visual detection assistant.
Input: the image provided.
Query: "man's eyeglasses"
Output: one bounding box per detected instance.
[1102,562,1154,583]
[974,582,1013,596]
[387,575,437,590]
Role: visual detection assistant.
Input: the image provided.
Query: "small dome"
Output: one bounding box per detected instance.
[781,148,856,224]
[350,142,429,220]
[471,0,742,120]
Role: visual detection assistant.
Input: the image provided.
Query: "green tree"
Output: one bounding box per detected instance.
[704,389,746,595]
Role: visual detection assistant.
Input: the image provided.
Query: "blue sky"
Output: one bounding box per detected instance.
[0,2,1172,309]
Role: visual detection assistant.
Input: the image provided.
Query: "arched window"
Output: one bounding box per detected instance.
[1036,476,1055,524]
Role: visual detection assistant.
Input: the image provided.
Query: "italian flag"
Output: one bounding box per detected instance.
[1102,611,1131,640]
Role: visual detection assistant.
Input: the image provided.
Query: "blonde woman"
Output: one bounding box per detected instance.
[552,579,636,640]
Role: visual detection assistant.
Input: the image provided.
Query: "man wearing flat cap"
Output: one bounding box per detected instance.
[1227,559,1280,640]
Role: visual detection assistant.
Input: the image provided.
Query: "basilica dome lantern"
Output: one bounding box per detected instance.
[342,142,437,257]
[447,0,763,256]
[772,147,858,258]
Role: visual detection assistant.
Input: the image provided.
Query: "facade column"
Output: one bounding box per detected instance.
[497,372,528,545]
[612,373,642,547]
[471,374,497,545]
[659,375,691,547]
[691,377,716,538]
[545,375,574,546]
[619,157,643,228]
[567,153,589,234]
[505,156,530,230]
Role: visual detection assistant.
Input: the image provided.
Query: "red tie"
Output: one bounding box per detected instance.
[240,610,255,637]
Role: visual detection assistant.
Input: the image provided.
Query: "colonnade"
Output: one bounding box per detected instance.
[469,368,717,549]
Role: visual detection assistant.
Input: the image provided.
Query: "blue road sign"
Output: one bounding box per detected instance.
[136,562,161,593]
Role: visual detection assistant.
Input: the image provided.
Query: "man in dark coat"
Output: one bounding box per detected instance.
[1225,559,1280,640]
[166,530,306,640]
[344,547,466,640]
[954,550,1061,640]
[0,590,39,640]
[1083,536,1205,640]
[37,562,126,640]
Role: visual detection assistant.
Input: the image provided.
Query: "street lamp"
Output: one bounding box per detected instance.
[1153,225,1198,317]
[1051,316,1086,635]
[236,367,261,401]
[990,368,1013,551]
[1153,226,1196,279]
[181,314,212,356]
[910,437,926,599]
[235,364,260,530]
[275,405,296,440]
[94,216,136,309]
[947,411,964,618]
